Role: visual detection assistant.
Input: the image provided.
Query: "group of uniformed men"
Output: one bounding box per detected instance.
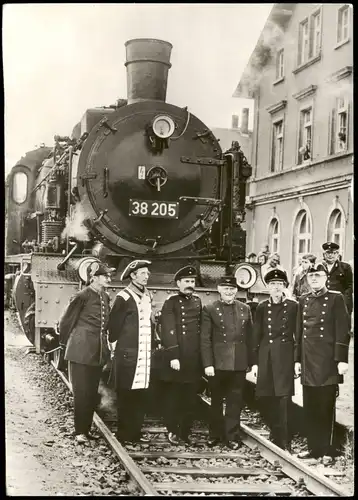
[59,241,351,460]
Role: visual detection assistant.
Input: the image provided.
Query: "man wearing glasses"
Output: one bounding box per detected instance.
[321,242,353,331]
[251,269,297,452]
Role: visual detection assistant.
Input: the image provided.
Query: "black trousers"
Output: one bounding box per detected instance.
[116,388,148,442]
[160,381,198,438]
[209,370,246,442]
[302,385,337,457]
[70,362,102,436]
[260,396,291,447]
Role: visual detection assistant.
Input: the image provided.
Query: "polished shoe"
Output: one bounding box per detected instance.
[227,440,242,451]
[297,450,319,459]
[181,434,195,445]
[207,437,221,447]
[168,432,181,445]
[139,433,151,443]
[86,432,100,440]
[75,434,88,444]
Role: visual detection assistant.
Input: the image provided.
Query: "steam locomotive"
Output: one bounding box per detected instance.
[5,39,268,360]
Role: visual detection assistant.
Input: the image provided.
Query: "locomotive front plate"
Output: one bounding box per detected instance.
[129,199,179,219]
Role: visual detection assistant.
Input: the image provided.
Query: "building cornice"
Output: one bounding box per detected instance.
[292,85,317,101]
[326,66,353,83]
[266,100,287,114]
[249,175,352,207]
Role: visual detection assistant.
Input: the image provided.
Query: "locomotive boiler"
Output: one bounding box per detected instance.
[5,39,268,357]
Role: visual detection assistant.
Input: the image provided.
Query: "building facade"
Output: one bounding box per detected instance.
[234,3,353,278]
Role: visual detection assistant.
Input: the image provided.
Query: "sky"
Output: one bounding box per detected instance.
[3,3,273,174]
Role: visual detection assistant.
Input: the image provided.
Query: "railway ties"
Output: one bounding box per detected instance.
[51,361,351,497]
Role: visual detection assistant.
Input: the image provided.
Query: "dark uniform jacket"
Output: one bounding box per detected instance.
[59,286,110,367]
[108,284,153,390]
[157,292,202,383]
[201,299,253,371]
[322,260,353,314]
[294,288,350,387]
[253,297,298,397]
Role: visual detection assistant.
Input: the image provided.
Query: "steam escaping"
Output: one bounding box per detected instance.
[97,379,117,417]
[61,202,91,242]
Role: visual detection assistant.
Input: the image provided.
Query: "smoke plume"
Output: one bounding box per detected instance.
[61,202,90,242]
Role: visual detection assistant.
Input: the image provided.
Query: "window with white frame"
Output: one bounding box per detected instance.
[310,9,322,58]
[268,218,280,254]
[297,7,322,66]
[327,209,345,250]
[329,96,349,154]
[337,5,350,44]
[293,210,312,269]
[298,19,309,65]
[271,119,284,172]
[298,107,312,164]
[276,49,284,80]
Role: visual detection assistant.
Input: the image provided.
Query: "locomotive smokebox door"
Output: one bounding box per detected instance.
[76,101,223,255]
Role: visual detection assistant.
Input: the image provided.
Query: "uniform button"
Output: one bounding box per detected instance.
[269,340,273,344]
[323,304,327,307]
[269,333,272,336]
[268,311,271,314]
[304,328,307,331]
[268,325,271,329]
[303,312,306,315]
[321,319,324,322]
[303,320,307,323]
[282,339,285,342]
[325,297,328,301]
[304,335,307,338]
[182,312,185,315]
[320,327,324,330]
[304,305,308,308]
[183,332,186,335]
[322,312,326,315]
[219,313,222,316]
[320,335,323,338]
[268,318,271,322]
[223,334,226,336]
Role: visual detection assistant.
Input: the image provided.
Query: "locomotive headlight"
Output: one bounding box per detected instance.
[234,264,257,289]
[152,115,176,139]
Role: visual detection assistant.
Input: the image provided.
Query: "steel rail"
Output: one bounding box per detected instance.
[50,361,158,496]
[200,394,351,497]
[241,422,351,497]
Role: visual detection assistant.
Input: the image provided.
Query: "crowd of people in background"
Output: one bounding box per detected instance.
[246,241,353,320]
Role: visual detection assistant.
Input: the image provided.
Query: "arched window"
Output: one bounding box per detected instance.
[268,218,280,254]
[293,210,312,269]
[327,209,345,251]
[12,171,28,204]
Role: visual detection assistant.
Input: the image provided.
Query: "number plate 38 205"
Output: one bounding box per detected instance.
[129,199,179,219]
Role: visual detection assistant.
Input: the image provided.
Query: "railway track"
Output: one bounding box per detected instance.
[51,361,351,497]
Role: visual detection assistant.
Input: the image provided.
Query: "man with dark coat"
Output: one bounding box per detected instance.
[321,241,353,329]
[252,269,298,452]
[59,261,115,444]
[291,253,317,300]
[158,265,202,445]
[108,260,153,444]
[295,263,350,460]
[201,276,253,450]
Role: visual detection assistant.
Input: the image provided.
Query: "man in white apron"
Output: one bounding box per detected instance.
[108,260,153,444]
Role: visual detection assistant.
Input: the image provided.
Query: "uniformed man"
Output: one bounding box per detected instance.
[108,260,153,444]
[59,261,115,444]
[321,241,353,328]
[158,265,202,445]
[201,276,253,450]
[252,269,298,452]
[295,263,350,460]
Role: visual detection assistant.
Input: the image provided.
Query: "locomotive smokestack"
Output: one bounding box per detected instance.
[241,108,249,134]
[125,38,173,104]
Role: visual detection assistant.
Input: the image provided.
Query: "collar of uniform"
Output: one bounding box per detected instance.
[128,281,147,298]
[89,284,102,296]
[310,286,328,298]
[220,299,235,305]
[269,295,285,305]
[179,291,193,299]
